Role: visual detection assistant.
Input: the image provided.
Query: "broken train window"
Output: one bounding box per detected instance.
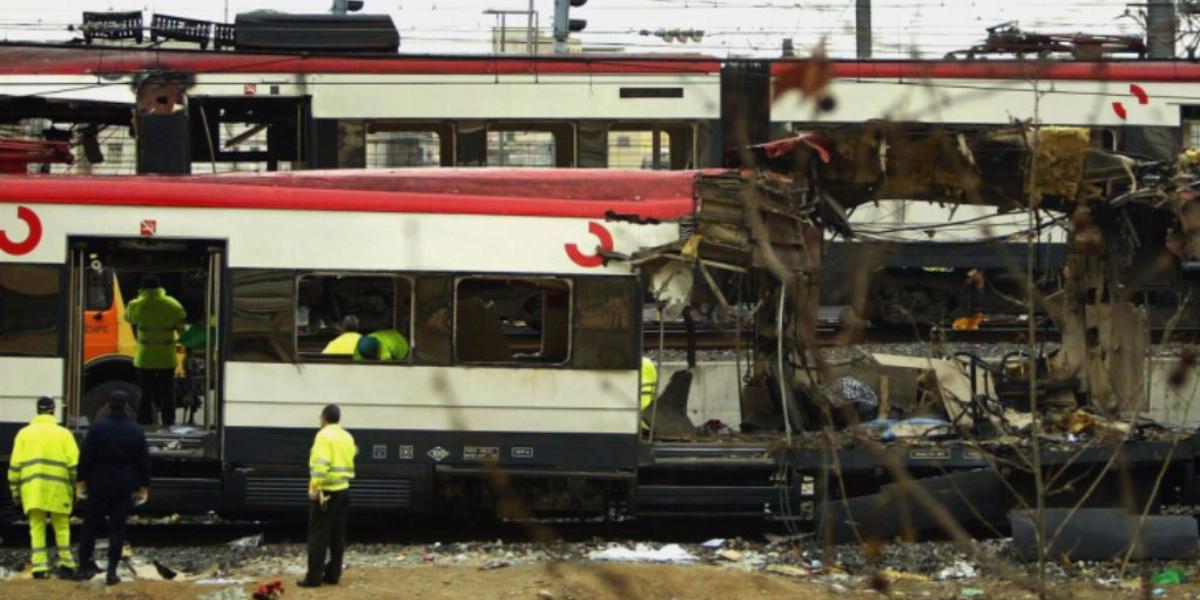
[0,264,60,356]
[454,277,571,365]
[295,273,412,359]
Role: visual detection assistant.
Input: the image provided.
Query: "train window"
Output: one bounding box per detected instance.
[85,267,114,311]
[0,265,60,356]
[454,277,570,365]
[486,130,556,167]
[229,269,295,363]
[1186,120,1200,149]
[294,274,413,361]
[607,130,670,170]
[365,122,453,167]
[572,277,640,370]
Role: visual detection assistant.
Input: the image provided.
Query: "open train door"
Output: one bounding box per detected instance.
[66,238,226,465]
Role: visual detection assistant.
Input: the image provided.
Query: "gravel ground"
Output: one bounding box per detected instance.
[0,534,1193,598]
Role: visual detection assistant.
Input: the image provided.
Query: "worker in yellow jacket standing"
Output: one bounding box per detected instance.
[297,404,357,589]
[8,396,79,579]
[125,275,186,426]
[640,356,659,433]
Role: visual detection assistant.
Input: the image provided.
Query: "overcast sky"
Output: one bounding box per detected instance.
[0,0,1167,58]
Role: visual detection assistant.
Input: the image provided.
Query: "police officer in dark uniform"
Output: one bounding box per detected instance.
[75,390,150,585]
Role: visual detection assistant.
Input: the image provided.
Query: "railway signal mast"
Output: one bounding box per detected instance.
[553,0,587,52]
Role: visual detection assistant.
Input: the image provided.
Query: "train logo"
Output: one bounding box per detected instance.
[0,206,42,256]
[564,221,614,268]
[1112,83,1149,120]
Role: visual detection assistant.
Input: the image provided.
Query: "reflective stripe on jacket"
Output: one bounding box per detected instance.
[125,287,186,369]
[308,424,357,492]
[7,414,79,514]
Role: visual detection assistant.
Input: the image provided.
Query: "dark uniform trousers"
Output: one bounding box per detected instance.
[305,490,350,584]
[77,494,134,576]
[137,368,175,426]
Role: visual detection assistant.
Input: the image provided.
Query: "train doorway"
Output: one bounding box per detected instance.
[65,237,225,460]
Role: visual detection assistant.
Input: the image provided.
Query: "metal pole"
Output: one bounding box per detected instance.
[855,0,872,59]
[777,286,793,444]
[528,0,535,56]
[1148,0,1177,59]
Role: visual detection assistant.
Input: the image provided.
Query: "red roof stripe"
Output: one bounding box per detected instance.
[5,44,1200,82]
[0,170,699,220]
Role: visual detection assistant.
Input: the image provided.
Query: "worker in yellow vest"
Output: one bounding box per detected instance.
[353,329,410,361]
[298,404,357,588]
[321,316,362,356]
[8,396,79,579]
[124,275,186,426]
[640,357,658,432]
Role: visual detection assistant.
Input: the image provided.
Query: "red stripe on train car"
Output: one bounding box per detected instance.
[0,170,701,220]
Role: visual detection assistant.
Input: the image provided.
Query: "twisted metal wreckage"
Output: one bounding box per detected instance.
[629,124,1200,547]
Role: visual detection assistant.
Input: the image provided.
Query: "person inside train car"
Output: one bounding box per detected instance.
[76,390,150,586]
[352,329,410,362]
[299,404,357,588]
[7,396,79,580]
[124,274,186,427]
[320,315,362,356]
[640,356,659,432]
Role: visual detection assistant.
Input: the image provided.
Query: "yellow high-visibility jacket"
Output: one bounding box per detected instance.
[125,287,186,369]
[640,357,658,412]
[308,424,356,492]
[7,414,79,514]
[321,332,362,356]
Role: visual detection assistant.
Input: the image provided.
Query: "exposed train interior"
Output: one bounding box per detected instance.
[67,237,224,461]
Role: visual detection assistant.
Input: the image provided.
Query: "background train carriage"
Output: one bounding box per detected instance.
[5,42,1200,327]
[0,168,694,519]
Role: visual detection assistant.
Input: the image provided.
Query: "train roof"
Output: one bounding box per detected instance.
[4,42,1200,82]
[0,168,702,220]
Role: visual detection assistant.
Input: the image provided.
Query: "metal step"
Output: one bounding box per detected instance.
[646,441,777,468]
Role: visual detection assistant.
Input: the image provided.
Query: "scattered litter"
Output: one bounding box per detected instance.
[253,579,285,600]
[960,587,985,599]
[878,567,931,583]
[935,560,978,580]
[1152,565,1185,585]
[1153,588,1166,597]
[198,586,251,600]
[587,544,696,563]
[764,564,809,578]
[196,578,248,586]
[153,559,178,580]
[479,561,509,571]
[537,589,555,600]
[715,549,743,562]
[284,565,306,575]
[228,534,263,550]
[701,538,726,549]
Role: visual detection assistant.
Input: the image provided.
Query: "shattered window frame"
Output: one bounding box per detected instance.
[452,275,573,367]
[293,271,415,362]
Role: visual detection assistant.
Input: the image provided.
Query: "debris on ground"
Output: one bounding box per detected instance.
[587,544,696,563]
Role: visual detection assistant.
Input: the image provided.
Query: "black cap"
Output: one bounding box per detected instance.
[36,396,54,414]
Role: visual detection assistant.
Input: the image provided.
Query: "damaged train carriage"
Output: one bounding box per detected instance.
[631,124,1200,538]
[0,169,699,519]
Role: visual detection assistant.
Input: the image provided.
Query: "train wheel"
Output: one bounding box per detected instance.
[82,380,140,423]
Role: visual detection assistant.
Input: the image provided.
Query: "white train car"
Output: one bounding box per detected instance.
[0,168,692,516]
